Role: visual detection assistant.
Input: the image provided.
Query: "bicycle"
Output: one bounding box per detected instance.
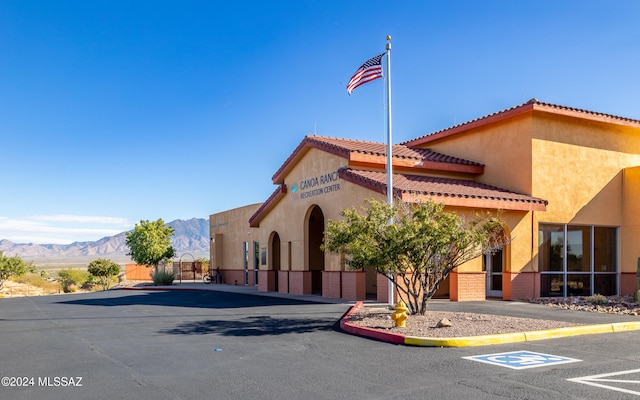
[203,268,223,284]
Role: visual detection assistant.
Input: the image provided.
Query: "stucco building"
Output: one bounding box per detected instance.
[210,99,640,302]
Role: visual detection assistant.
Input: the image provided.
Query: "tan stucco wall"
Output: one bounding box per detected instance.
[415,114,534,195]
[209,203,262,272]
[253,148,385,273]
[501,211,536,273]
[531,113,640,225]
[415,110,640,280]
[622,166,640,274]
[532,139,625,224]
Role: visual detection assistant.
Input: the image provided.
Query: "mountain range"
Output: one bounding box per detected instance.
[0,218,210,267]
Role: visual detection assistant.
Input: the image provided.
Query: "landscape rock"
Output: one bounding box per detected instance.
[530,295,640,315]
[436,318,453,328]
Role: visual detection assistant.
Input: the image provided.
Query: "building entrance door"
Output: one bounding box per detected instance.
[485,249,503,298]
[253,241,259,286]
[243,241,249,285]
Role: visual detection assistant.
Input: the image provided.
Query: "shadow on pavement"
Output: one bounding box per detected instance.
[57,289,319,309]
[160,315,336,337]
[56,290,346,337]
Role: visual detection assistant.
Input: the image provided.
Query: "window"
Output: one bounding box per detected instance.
[538,224,617,297]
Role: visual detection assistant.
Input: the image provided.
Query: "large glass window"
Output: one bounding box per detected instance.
[538,224,618,297]
[539,225,564,272]
[567,226,590,272]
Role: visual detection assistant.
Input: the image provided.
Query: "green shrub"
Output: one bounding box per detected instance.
[57,268,91,293]
[87,259,120,291]
[152,271,175,286]
[587,293,608,305]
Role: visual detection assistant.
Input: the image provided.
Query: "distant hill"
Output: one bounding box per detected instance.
[0,218,209,267]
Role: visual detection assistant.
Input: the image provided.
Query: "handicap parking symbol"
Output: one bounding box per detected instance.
[463,350,582,370]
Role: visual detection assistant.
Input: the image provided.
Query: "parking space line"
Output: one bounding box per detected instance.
[568,368,640,396]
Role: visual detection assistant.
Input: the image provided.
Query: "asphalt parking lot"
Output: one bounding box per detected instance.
[2,287,640,400]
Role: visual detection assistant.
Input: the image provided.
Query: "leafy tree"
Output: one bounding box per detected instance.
[87,258,121,290]
[0,252,34,288]
[125,219,175,273]
[323,199,508,315]
[57,268,91,293]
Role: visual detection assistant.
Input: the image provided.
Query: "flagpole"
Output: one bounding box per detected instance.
[385,35,395,306]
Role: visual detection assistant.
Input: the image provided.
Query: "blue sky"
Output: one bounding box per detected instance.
[1,1,639,244]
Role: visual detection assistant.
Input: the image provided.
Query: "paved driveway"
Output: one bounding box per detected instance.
[2,289,640,400]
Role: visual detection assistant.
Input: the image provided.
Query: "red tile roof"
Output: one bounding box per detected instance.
[271,135,483,183]
[339,168,547,212]
[252,108,577,226]
[404,98,640,147]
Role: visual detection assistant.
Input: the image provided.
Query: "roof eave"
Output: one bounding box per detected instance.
[400,192,547,212]
[405,99,640,148]
[272,136,350,184]
[339,168,548,212]
[249,185,287,227]
[405,103,535,147]
[348,152,484,175]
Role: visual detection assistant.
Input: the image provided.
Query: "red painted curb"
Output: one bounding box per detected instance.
[119,286,203,291]
[340,301,406,345]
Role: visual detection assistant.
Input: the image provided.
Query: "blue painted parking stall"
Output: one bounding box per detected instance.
[463,350,581,370]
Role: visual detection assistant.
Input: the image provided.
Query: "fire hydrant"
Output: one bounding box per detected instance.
[391,300,408,328]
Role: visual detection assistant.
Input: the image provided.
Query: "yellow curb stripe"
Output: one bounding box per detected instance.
[405,332,526,347]
[523,324,613,341]
[403,322,640,347]
[611,321,640,332]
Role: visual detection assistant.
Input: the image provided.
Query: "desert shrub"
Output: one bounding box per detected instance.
[11,273,60,294]
[152,270,175,286]
[13,273,49,288]
[81,274,98,290]
[196,257,210,275]
[587,293,608,305]
[57,268,91,293]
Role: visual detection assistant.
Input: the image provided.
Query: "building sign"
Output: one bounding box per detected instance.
[290,170,341,200]
[211,215,229,229]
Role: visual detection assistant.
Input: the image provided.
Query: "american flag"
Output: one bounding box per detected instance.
[346,53,385,95]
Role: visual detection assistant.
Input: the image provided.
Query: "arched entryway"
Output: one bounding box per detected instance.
[269,231,281,292]
[306,205,325,294]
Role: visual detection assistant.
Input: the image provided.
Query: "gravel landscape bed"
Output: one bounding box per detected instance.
[348,296,640,338]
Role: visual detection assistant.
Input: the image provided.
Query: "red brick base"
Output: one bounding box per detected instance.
[322,271,341,298]
[278,271,289,294]
[258,270,275,292]
[341,271,366,300]
[450,270,486,301]
[289,271,312,295]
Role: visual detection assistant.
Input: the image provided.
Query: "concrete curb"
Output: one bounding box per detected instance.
[340,301,640,347]
[340,300,405,344]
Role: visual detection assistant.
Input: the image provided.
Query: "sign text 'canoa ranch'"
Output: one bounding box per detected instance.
[291,170,341,200]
